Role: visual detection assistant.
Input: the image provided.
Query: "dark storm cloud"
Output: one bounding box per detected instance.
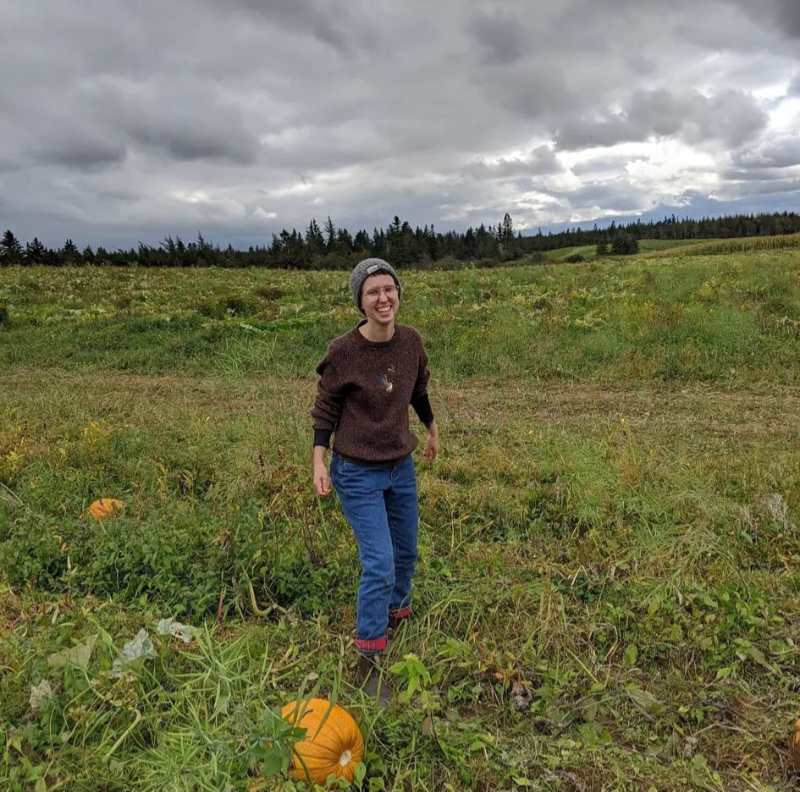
[552,181,650,214]
[96,188,139,202]
[28,134,127,171]
[126,122,258,165]
[730,0,800,41]
[772,0,800,38]
[555,88,768,151]
[463,146,564,180]
[212,0,360,53]
[468,11,525,65]
[732,137,800,169]
[78,80,262,166]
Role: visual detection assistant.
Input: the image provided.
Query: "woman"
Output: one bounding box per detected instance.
[311,258,439,705]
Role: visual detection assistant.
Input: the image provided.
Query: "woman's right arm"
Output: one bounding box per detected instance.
[313,444,331,496]
[311,346,341,496]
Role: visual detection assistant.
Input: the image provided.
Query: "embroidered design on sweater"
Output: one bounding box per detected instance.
[379,365,396,393]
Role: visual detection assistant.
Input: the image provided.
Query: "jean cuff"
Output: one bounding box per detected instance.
[356,635,387,654]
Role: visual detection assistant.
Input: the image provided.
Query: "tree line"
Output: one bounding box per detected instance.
[1,211,799,269]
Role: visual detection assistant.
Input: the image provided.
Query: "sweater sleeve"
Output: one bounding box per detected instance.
[410,393,434,427]
[313,428,333,448]
[410,335,433,425]
[310,343,345,433]
[411,336,431,401]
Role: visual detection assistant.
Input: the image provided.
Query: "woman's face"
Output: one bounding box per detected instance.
[361,273,399,326]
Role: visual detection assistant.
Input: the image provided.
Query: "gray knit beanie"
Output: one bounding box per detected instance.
[349,258,402,313]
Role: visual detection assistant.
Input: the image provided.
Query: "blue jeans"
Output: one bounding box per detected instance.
[330,452,419,655]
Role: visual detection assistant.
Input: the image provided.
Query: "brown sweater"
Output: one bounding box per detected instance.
[311,322,432,464]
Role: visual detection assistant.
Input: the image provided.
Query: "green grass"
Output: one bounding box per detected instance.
[542,244,599,261]
[645,233,800,258]
[541,236,796,263]
[2,251,800,790]
[542,239,700,262]
[1,253,799,384]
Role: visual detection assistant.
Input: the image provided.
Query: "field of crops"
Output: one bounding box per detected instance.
[2,248,800,790]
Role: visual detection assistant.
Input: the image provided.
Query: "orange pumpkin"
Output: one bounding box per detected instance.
[281,698,364,785]
[88,498,124,519]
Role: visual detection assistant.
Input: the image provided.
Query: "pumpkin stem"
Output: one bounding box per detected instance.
[339,750,352,767]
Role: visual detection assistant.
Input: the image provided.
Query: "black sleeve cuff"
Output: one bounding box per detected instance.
[313,428,333,448]
[410,394,434,427]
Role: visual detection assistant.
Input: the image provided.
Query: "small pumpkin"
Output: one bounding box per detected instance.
[281,698,364,785]
[88,498,124,519]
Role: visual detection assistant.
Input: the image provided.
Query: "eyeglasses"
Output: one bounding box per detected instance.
[363,284,398,300]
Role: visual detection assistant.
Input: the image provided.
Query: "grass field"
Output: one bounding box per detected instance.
[542,239,700,262]
[2,249,800,791]
[541,234,800,263]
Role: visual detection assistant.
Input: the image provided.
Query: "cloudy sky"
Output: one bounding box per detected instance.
[2,0,800,249]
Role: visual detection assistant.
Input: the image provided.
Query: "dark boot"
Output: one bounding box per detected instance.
[387,610,410,639]
[356,654,391,709]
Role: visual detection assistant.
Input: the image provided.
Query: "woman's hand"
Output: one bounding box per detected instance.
[314,462,331,495]
[422,421,439,461]
[313,447,331,496]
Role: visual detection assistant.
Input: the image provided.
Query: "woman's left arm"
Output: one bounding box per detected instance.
[423,420,439,461]
[412,334,438,461]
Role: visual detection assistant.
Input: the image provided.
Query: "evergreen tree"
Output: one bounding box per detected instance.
[475,224,499,259]
[387,219,416,267]
[463,227,477,258]
[0,230,23,265]
[427,224,439,261]
[10,208,800,270]
[353,230,370,252]
[386,216,403,262]
[25,237,46,265]
[610,232,638,255]
[61,238,79,265]
[372,228,387,257]
[336,228,354,254]
[324,216,336,252]
[499,213,514,251]
[161,236,176,263]
[305,219,325,257]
